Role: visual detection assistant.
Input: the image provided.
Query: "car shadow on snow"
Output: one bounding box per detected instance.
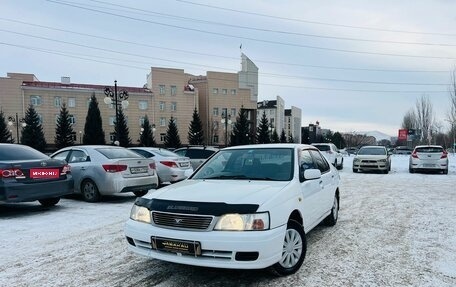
[0,202,67,218]
[63,193,138,204]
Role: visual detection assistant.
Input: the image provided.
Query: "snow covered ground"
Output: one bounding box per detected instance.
[1,154,456,287]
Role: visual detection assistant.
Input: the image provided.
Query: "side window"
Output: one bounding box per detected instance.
[186,149,204,159]
[69,150,89,163]
[202,149,216,158]
[52,150,70,161]
[131,149,152,158]
[299,150,315,170]
[174,149,187,157]
[310,150,330,173]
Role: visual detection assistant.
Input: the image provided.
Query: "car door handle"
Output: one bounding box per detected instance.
[80,167,86,171]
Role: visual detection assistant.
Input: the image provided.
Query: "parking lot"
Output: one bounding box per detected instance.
[1,155,456,287]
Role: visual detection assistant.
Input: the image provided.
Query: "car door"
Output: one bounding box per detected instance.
[66,149,91,193]
[309,149,335,216]
[298,149,323,228]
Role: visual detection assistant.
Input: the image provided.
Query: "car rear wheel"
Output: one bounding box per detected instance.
[324,194,339,226]
[443,169,448,174]
[270,220,306,276]
[352,168,357,173]
[337,158,344,170]
[38,197,60,207]
[81,179,101,202]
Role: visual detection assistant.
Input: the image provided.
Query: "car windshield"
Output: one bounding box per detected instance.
[0,145,48,161]
[192,148,293,181]
[357,147,386,155]
[415,147,443,153]
[96,148,143,159]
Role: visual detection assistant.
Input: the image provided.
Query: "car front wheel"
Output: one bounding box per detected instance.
[270,220,306,276]
[81,179,101,202]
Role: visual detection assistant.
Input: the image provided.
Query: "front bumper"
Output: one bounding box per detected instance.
[353,161,388,171]
[124,219,286,270]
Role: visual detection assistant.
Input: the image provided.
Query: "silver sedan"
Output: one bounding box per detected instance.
[129,147,193,184]
[51,145,159,202]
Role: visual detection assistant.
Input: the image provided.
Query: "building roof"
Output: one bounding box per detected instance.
[22,81,152,94]
[257,100,277,109]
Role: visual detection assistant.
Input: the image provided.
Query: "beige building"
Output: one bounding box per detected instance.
[284,106,302,143]
[189,53,259,146]
[146,67,199,145]
[0,73,154,146]
[1,54,259,148]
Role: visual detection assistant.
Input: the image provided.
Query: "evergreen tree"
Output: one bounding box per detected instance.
[139,115,156,147]
[83,93,106,145]
[288,133,294,143]
[21,105,46,152]
[164,117,181,148]
[332,132,346,149]
[280,129,287,143]
[55,103,75,149]
[188,108,204,145]
[271,129,280,143]
[231,108,251,146]
[114,106,131,147]
[256,111,271,144]
[0,110,13,143]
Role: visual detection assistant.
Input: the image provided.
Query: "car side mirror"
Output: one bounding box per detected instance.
[300,168,321,182]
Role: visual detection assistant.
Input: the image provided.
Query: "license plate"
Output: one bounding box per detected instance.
[30,168,60,179]
[130,166,148,174]
[423,164,435,167]
[179,162,189,167]
[151,236,201,256]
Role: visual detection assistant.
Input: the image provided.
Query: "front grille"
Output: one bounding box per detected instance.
[152,211,213,230]
[361,160,377,163]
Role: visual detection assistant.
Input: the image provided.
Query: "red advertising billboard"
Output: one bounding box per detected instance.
[398,129,408,141]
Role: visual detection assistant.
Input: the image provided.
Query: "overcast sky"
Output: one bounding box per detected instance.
[1,0,455,136]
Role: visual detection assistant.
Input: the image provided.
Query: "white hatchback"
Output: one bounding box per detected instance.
[409,145,449,174]
[125,144,340,276]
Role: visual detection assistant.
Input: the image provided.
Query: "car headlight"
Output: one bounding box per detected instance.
[214,212,270,231]
[130,205,151,223]
[353,158,360,163]
[378,159,387,162]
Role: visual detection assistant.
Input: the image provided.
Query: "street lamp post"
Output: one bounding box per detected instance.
[221,111,231,147]
[79,130,82,144]
[104,80,129,143]
[8,113,26,143]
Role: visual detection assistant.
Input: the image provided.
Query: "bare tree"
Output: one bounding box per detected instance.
[401,109,417,130]
[447,69,456,150]
[415,95,434,144]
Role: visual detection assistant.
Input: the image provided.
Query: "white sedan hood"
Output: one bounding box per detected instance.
[144,179,289,206]
[354,155,387,160]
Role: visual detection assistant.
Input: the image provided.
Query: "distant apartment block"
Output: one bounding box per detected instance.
[256,96,285,134]
[284,106,302,143]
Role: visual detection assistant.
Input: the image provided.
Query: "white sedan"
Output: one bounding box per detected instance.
[124,144,340,276]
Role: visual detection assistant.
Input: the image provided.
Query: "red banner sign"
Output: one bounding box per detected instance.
[30,169,60,179]
[398,129,408,141]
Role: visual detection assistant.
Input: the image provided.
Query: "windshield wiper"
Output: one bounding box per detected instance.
[203,175,250,180]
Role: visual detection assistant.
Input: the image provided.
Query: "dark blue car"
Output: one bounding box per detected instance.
[0,144,74,206]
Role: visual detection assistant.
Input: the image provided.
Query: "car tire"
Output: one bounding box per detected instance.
[352,168,357,173]
[324,194,339,226]
[38,197,60,207]
[133,190,148,197]
[409,167,414,173]
[270,220,306,276]
[443,169,448,175]
[338,158,344,170]
[81,179,101,202]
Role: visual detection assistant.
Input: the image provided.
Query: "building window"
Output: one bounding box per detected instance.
[30,95,42,106]
[159,85,166,95]
[213,107,219,116]
[171,102,177,111]
[160,133,166,142]
[231,89,236,95]
[68,98,76,108]
[231,108,236,116]
[222,89,227,95]
[159,101,165,111]
[222,108,227,116]
[212,88,218,94]
[160,117,166,126]
[171,85,177,96]
[109,116,116,126]
[69,115,76,125]
[54,97,61,107]
[213,135,219,143]
[139,117,145,126]
[87,98,92,108]
[110,132,116,142]
[138,100,148,110]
